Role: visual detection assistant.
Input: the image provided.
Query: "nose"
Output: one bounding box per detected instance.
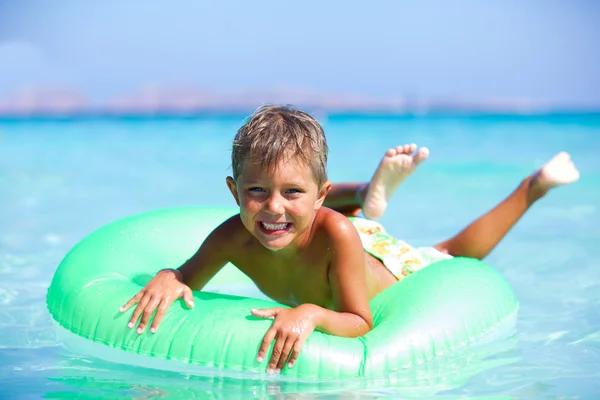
[265,194,284,215]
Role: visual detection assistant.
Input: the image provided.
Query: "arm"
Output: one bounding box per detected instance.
[177,216,236,290]
[252,215,373,372]
[321,215,374,336]
[283,217,373,337]
[120,216,238,333]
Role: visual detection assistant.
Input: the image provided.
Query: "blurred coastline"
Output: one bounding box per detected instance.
[1,85,598,118]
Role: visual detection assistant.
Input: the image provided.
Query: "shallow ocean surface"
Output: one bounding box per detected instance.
[1,113,599,399]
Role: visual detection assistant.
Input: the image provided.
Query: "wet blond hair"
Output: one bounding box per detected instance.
[232,105,328,185]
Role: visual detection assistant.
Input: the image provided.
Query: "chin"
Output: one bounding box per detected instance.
[263,245,285,252]
[260,239,291,252]
[256,232,297,251]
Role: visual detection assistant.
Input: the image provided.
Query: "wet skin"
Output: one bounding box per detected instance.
[122,157,393,373]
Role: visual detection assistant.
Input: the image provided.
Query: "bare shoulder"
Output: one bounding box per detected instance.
[215,214,244,235]
[180,214,250,288]
[210,214,251,247]
[315,208,362,248]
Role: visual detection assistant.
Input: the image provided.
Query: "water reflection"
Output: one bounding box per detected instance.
[43,333,519,399]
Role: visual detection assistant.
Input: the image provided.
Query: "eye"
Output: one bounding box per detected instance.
[285,188,303,195]
[247,187,267,197]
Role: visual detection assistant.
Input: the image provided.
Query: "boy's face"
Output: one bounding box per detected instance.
[227,156,331,252]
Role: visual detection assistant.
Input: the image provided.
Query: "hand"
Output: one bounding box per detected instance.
[251,304,318,373]
[120,269,194,334]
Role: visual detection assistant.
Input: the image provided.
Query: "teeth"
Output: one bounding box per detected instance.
[262,222,288,230]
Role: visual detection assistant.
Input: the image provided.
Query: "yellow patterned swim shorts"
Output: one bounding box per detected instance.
[348,217,452,281]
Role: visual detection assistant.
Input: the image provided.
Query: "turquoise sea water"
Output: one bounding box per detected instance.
[1,113,599,399]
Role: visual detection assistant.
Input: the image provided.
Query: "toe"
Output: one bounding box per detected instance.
[414,147,430,164]
[404,143,416,154]
[394,144,416,155]
[385,148,396,157]
[552,151,570,163]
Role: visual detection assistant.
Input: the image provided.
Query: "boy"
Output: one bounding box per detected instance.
[120,105,579,374]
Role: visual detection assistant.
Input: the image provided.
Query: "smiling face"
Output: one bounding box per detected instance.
[227,155,331,252]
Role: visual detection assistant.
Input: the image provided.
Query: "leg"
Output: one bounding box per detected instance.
[324,144,429,218]
[323,182,365,216]
[434,152,580,260]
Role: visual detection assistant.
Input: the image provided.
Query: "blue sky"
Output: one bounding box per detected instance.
[1,0,599,106]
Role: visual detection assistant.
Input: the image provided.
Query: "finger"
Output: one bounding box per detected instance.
[268,333,286,373]
[287,336,307,368]
[136,296,161,334]
[257,327,276,364]
[251,308,281,319]
[127,294,150,329]
[276,337,296,372]
[149,298,171,333]
[182,287,194,308]
[120,292,143,312]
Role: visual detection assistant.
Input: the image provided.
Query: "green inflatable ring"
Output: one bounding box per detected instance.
[47,206,519,379]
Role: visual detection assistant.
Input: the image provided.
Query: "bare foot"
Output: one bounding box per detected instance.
[361,144,429,220]
[528,152,579,203]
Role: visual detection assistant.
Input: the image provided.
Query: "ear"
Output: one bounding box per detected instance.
[226,176,240,206]
[314,180,332,210]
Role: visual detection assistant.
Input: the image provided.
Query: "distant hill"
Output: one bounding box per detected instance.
[1,85,597,117]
